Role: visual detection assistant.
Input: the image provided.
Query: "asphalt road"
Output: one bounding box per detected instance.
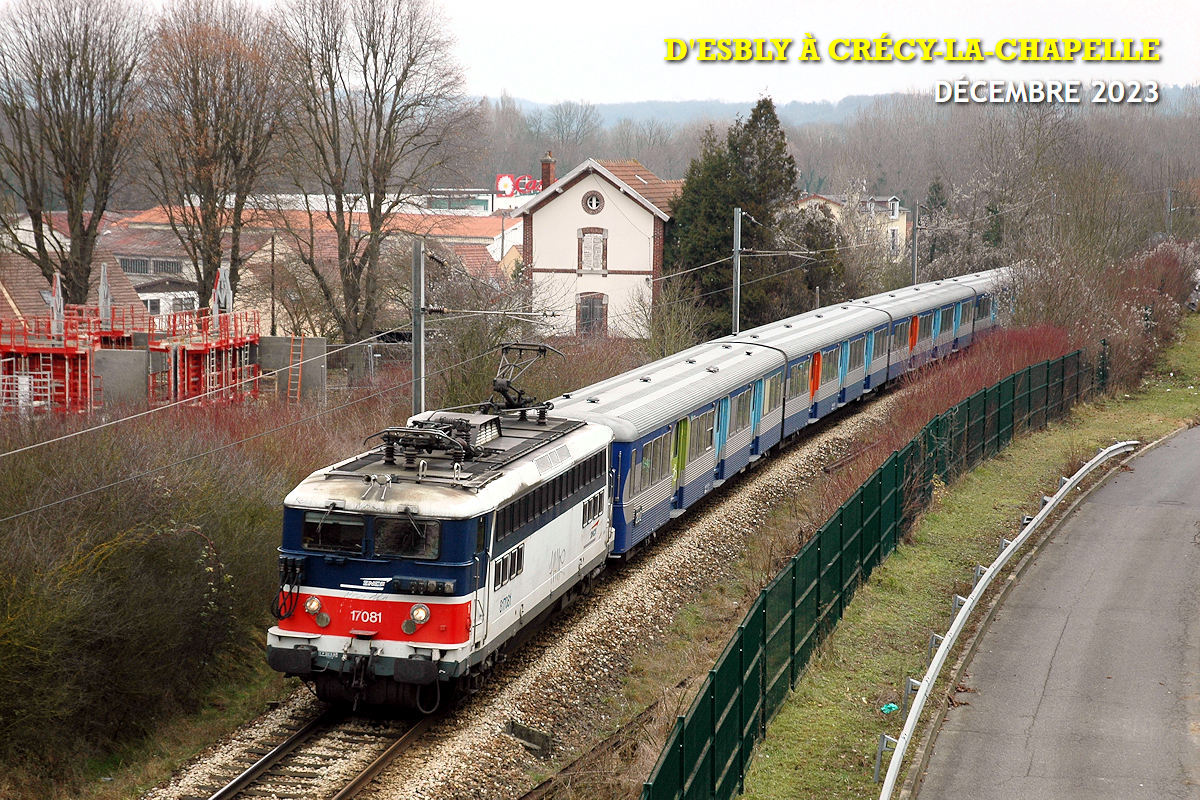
[918,427,1200,800]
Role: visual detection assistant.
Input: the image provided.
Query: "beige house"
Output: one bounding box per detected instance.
[799,193,910,260]
[518,155,681,338]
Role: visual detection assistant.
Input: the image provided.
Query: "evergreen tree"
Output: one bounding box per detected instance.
[665,97,800,335]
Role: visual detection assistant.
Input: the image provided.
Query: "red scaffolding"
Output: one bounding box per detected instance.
[0,316,101,414]
[0,306,261,414]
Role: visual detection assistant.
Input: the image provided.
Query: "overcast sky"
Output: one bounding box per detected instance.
[444,0,1195,104]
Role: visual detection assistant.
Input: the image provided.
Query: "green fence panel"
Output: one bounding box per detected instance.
[793,538,820,678]
[1063,351,1080,412]
[712,636,743,800]
[1030,360,1049,430]
[1014,366,1031,433]
[763,568,795,723]
[861,468,883,577]
[949,399,969,477]
[880,452,900,558]
[741,594,766,751]
[682,676,714,800]
[997,374,1015,448]
[984,382,1000,457]
[1048,356,1064,420]
[841,486,864,603]
[817,513,843,637]
[966,390,986,467]
[645,716,684,800]
[902,441,916,534]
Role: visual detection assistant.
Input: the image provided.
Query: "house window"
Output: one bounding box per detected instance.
[577,292,607,337]
[889,198,900,219]
[144,298,161,315]
[120,257,150,274]
[152,259,182,274]
[581,190,605,214]
[578,227,607,273]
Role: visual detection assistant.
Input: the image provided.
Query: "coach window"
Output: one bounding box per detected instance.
[961,302,974,326]
[873,329,887,361]
[732,391,752,431]
[764,373,783,412]
[302,511,364,554]
[787,362,809,399]
[918,314,933,341]
[893,319,910,351]
[687,409,715,460]
[638,446,652,493]
[940,306,954,335]
[375,517,440,560]
[978,295,992,318]
[820,346,840,385]
[848,337,866,372]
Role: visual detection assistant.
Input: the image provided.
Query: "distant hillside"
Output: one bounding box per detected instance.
[497,95,901,127]
[492,85,1199,128]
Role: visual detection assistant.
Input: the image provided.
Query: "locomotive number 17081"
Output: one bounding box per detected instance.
[350,609,383,624]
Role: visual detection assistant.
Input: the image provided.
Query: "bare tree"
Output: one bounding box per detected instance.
[0,0,145,304]
[143,0,286,306]
[278,0,470,363]
[545,100,600,166]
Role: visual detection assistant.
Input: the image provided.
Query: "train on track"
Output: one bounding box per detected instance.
[266,270,1004,709]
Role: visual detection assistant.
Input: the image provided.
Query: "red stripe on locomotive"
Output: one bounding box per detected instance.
[277,593,472,646]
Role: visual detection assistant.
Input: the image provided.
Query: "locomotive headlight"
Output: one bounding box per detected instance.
[410,603,430,625]
[304,596,322,615]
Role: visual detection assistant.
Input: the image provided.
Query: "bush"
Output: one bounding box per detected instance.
[1010,240,1198,388]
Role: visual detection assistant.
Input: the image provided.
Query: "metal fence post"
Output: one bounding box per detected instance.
[790,556,798,689]
[1098,338,1109,392]
[759,589,768,736]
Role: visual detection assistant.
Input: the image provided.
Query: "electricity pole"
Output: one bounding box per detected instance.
[411,238,425,418]
[733,206,742,334]
[1167,187,1173,239]
[910,203,919,286]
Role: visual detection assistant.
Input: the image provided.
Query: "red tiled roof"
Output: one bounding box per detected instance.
[0,253,51,318]
[122,206,519,243]
[449,244,504,281]
[0,252,142,319]
[390,213,519,240]
[596,160,682,215]
[85,260,143,308]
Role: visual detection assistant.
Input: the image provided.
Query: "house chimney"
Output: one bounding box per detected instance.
[541,151,556,189]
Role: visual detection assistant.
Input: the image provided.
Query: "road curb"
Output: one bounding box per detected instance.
[897,422,1192,800]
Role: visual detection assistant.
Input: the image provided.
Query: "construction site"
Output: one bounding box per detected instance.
[0,269,324,415]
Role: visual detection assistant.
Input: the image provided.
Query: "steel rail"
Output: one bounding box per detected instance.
[330,715,435,799]
[205,710,336,800]
[877,439,1140,799]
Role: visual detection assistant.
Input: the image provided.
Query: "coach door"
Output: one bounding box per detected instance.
[671,417,689,506]
[714,396,730,476]
[473,515,491,647]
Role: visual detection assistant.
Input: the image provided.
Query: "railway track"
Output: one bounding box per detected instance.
[191,708,433,800]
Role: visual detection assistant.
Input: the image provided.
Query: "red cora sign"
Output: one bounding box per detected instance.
[495,174,542,197]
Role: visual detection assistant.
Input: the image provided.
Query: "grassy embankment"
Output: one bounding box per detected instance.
[737,314,1200,799]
